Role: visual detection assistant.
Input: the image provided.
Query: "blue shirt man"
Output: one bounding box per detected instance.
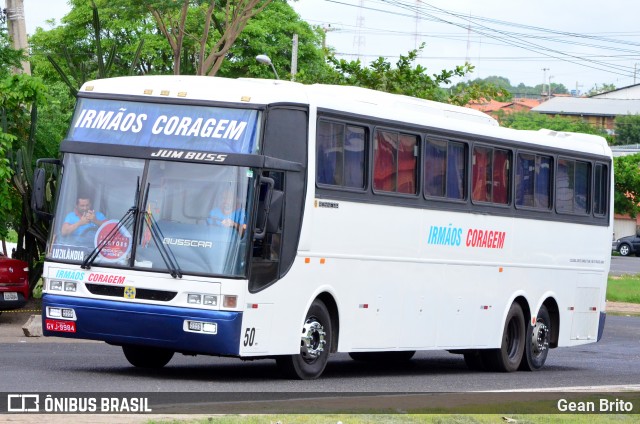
[207,190,246,234]
[61,197,106,237]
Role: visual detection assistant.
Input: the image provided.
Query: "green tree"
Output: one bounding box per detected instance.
[29,0,326,82]
[30,0,149,92]
[0,26,28,241]
[214,1,326,80]
[119,0,274,76]
[613,153,640,218]
[321,44,511,105]
[1,18,72,287]
[498,110,608,137]
[588,83,616,96]
[614,114,640,146]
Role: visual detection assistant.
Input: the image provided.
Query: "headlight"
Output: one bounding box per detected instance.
[50,280,63,291]
[187,294,202,304]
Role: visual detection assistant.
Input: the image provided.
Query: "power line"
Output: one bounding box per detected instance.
[319,0,640,81]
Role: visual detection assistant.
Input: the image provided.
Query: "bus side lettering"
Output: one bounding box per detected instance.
[466,229,506,249]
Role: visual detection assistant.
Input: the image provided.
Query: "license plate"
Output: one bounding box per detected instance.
[45,319,76,333]
[3,292,18,301]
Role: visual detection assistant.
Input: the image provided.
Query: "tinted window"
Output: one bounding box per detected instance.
[472,146,510,204]
[374,130,418,194]
[316,121,366,189]
[516,153,552,209]
[593,163,608,216]
[556,158,590,214]
[424,139,466,200]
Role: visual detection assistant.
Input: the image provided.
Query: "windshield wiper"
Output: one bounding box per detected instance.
[82,177,141,270]
[138,182,182,278]
[142,209,182,278]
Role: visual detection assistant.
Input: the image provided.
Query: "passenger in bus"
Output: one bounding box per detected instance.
[207,189,247,235]
[60,195,107,237]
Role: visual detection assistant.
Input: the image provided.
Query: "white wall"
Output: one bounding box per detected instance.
[614,217,637,240]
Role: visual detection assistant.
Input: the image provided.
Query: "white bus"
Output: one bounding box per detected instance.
[34,76,612,379]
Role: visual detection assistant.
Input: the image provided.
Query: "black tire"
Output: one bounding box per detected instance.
[276,299,332,380]
[519,305,551,371]
[122,344,174,369]
[618,243,632,256]
[349,351,415,362]
[463,350,486,371]
[482,303,525,372]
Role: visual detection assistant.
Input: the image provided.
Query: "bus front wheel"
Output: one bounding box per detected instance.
[276,299,332,380]
[122,344,174,369]
[519,305,551,371]
[482,302,525,372]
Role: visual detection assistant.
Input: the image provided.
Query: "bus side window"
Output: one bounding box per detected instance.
[317,121,343,186]
[593,163,608,216]
[472,146,491,202]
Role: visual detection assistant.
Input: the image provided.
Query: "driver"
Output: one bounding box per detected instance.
[60,195,107,237]
[207,188,246,236]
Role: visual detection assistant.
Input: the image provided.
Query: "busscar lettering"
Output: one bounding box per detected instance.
[163,237,213,248]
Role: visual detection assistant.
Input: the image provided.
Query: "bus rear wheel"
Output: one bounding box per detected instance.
[520,305,551,371]
[276,299,332,380]
[482,302,525,372]
[122,344,174,369]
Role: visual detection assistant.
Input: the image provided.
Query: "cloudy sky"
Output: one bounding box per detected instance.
[21,0,640,94]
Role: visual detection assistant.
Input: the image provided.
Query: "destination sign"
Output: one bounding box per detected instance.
[67,98,260,154]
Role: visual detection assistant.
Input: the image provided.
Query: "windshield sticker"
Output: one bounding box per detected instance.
[50,246,89,261]
[94,220,133,263]
[67,98,260,154]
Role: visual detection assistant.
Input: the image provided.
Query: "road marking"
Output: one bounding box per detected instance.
[488,385,640,392]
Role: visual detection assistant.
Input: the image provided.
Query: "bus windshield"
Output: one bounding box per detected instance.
[47,154,256,278]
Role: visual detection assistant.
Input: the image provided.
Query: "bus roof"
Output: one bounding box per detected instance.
[79,76,612,158]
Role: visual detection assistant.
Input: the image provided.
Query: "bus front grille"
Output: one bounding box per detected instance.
[85,283,177,302]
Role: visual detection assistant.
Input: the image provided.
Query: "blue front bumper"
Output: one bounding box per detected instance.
[43,294,242,356]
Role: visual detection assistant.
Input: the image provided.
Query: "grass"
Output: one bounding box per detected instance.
[607,274,640,303]
[143,414,640,424]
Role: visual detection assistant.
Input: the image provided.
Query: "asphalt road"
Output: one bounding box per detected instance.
[610,255,640,276]
[0,315,638,395]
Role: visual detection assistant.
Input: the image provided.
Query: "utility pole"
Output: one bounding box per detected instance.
[414,0,422,49]
[548,75,553,101]
[291,33,298,81]
[353,0,365,61]
[541,68,549,99]
[5,0,30,75]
